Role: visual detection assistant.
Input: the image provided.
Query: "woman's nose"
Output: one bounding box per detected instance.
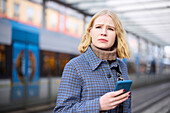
[101,28,107,36]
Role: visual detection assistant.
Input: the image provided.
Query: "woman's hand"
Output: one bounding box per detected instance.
[99,89,130,111]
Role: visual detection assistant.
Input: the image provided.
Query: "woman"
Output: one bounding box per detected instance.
[54,10,131,113]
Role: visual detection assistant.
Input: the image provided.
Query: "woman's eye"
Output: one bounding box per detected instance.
[108,28,114,31]
[96,26,101,29]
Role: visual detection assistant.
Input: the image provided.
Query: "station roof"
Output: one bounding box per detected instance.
[54,0,170,46]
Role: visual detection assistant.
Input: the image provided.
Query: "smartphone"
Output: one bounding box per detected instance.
[114,80,132,93]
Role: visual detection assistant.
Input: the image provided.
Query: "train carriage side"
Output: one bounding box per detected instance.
[0,18,81,112]
[0,18,40,111]
[39,29,80,101]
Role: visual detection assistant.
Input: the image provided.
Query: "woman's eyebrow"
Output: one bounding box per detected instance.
[95,24,115,28]
[107,25,115,28]
[94,24,103,26]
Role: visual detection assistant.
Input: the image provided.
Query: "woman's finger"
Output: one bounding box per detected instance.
[111,96,129,108]
[109,89,125,97]
[113,91,130,102]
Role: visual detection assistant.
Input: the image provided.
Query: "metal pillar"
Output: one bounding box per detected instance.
[42,0,46,29]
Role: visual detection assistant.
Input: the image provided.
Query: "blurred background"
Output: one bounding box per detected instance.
[0,0,170,113]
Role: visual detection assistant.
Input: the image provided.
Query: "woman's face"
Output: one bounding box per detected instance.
[90,14,116,50]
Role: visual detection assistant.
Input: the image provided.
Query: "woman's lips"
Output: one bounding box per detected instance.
[98,39,108,43]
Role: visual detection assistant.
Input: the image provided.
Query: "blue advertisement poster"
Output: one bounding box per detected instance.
[12,42,39,100]
[27,44,39,98]
[12,42,26,100]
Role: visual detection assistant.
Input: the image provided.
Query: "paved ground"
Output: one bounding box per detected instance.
[132,81,170,113]
[141,96,170,113]
[6,81,170,113]
[39,81,170,113]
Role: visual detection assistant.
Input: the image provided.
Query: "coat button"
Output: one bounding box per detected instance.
[117,72,121,76]
[107,74,111,78]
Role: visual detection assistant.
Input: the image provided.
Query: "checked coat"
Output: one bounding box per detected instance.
[54,46,131,113]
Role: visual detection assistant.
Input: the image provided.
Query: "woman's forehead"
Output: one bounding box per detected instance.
[93,14,114,26]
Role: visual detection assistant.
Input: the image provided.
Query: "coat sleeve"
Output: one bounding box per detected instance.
[53,62,100,113]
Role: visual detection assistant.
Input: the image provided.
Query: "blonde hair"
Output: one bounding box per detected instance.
[78,10,130,59]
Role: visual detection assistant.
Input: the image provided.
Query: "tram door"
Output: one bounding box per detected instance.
[12,42,39,100]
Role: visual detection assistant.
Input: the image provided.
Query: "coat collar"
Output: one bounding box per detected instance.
[84,46,102,70]
[84,46,122,73]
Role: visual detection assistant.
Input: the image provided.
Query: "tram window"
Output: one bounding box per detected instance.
[27,7,34,22]
[2,0,5,13]
[14,3,20,17]
[0,44,11,79]
[66,19,71,32]
[40,51,77,77]
[58,53,70,76]
[0,45,5,76]
[42,51,57,77]
[59,14,65,32]
[51,14,57,28]
[0,0,6,13]
[57,53,77,77]
[74,23,78,33]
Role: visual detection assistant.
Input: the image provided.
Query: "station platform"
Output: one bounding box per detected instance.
[132,81,170,113]
[5,74,170,113]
